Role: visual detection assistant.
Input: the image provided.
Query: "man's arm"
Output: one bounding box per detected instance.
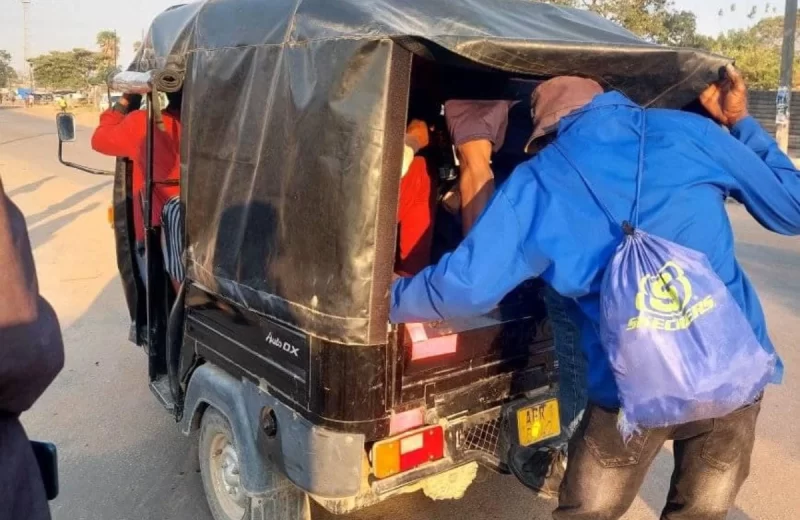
[444,100,512,235]
[710,119,800,235]
[0,179,64,415]
[391,171,549,323]
[700,65,800,235]
[457,139,495,234]
[91,96,143,159]
[402,119,429,176]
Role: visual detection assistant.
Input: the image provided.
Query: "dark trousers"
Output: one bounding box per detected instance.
[554,398,762,520]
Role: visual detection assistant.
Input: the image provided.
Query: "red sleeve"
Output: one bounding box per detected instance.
[91,109,145,159]
[396,157,433,276]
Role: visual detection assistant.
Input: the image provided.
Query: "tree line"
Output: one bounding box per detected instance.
[543,0,794,89]
[1,2,799,91]
[0,31,140,91]
[25,31,125,91]
[0,50,17,89]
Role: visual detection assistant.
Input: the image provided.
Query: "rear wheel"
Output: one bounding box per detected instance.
[198,406,312,520]
[200,408,251,520]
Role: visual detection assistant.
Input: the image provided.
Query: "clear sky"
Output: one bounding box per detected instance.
[0,0,788,70]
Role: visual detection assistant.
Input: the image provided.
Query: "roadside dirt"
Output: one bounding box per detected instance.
[21,104,100,127]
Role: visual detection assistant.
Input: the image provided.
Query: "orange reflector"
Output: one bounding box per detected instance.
[107,205,114,227]
[373,439,401,479]
[372,425,445,480]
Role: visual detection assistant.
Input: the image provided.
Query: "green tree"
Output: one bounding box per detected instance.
[540,0,799,89]
[96,30,120,67]
[30,49,102,90]
[541,0,703,46]
[711,12,800,89]
[0,50,17,88]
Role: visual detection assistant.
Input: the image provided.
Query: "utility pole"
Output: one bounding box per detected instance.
[777,0,798,153]
[21,0,32,91]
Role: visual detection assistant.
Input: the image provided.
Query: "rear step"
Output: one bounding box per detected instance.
[149,375,175,412]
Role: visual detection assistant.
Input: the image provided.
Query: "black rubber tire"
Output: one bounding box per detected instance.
[199,408,252,520]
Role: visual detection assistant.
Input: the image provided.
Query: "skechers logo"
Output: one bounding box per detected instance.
[626,260,716,332]
[265,332,300,357]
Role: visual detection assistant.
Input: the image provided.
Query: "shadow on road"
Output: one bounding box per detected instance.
[25,180,111,228]
[29,202,101,250]
[0,132,57,147]
[38,277,212,520]
[7,176,56,198]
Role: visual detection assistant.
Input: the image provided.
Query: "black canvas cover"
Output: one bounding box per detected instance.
[131,0,730,345]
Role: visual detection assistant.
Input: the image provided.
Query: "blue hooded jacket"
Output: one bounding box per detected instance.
[390,92,796,408]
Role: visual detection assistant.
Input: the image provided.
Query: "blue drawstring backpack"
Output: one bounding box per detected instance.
[555,114,776,439]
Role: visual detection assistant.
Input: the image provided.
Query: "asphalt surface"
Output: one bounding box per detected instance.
[1,105,798,520]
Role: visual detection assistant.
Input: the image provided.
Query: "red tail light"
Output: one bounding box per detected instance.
[372,425,445,479]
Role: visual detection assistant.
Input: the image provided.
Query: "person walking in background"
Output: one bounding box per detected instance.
[0,176,65,520]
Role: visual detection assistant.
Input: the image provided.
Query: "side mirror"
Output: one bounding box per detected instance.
[54,113,114,176]
[56,113,76,142]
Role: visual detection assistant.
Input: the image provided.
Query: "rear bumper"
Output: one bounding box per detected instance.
[317,389,561,514]
[375,387,561,491]
[182,363,559,506]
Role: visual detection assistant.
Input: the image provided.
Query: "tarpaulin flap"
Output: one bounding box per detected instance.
[182,39,397,345]
[132,0,729,106]
[132,0,730,345]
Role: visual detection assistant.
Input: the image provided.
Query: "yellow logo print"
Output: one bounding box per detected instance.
[627,261,716,332]
[635,261,693,317]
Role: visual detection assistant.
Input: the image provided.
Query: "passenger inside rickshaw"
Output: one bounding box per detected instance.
[91,89,185,295]
[395,58,541,277]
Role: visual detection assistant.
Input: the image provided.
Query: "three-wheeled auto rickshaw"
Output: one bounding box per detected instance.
[54,1,728,518]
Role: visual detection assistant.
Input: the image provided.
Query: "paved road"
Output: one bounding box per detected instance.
[2,106,798,520]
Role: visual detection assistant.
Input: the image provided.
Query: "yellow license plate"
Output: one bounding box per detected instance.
[517,399,561,447]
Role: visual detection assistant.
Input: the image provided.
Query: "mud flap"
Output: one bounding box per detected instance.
[181,363,365,498]
[250,482,311,520]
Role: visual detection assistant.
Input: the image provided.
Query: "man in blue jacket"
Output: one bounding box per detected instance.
[391,65,794,519]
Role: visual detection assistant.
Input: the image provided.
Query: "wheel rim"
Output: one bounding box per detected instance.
[209,432,247,520]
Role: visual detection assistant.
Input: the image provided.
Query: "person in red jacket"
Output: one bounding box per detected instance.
[396,119,435,276]
[91,92,182,287]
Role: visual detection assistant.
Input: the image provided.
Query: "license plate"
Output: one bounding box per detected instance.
[517,399,561,447]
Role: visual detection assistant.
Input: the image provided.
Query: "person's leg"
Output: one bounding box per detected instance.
[509,287,587,496]
[554,404,669,520]
[661,398,762,520]
[160,197,185,291]
[545,287,588,440]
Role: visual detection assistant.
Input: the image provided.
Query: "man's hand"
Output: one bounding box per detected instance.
[406,119,430,152]
[700,64,749,127]
[121,94,143,112]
